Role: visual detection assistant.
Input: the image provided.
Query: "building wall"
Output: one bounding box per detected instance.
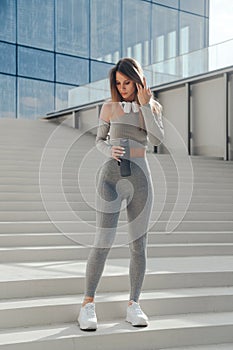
[0,0,209,119]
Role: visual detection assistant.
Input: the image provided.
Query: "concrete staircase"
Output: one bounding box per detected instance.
[0,118,233,349]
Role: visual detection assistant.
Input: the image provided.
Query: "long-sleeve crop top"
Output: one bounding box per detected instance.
[96,101,164,157]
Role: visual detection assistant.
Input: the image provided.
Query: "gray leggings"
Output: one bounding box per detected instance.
[85,157,154,302]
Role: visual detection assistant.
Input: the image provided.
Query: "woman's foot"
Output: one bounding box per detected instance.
[78,302,97,331]
[126,301,149,327]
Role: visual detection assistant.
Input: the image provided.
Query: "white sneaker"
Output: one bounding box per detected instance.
[78,303,97,331]
[126,301,149,327]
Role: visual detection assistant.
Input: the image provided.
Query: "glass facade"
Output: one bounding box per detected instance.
[0,0,209,119]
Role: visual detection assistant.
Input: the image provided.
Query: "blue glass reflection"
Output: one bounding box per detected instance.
[17,0,54,50]
[180,0,205,16]
[152,4,178,63]
[56,0,89,57]
[18,47,54,81]
[0,74,16,118]
[0,42,16,74]
[0,0,16,43]
[152,0,178,9]
[91,60,114,82]
[56,84,76,110]
[123,0,151,66]
[18,78,54,119]
[180,12,205,54]
[91,0,121,63]
[56,55,89,85]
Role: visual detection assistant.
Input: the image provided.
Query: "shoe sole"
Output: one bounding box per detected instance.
[126,319,148,327]
[80,327,97,332]
[77,320,97,331]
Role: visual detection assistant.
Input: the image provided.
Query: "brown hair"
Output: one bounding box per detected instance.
[109,57,162,115]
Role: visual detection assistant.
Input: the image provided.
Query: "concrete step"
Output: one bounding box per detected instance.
[1,175,233,189]
[0,201,232,212]
[1,243,233,262]
[0,312,233,349]
[1,287,233,329]
[0,210,232,222]
[1,183,233,194]
[0,256,233,299]
[1,169,233,186]
[0,220,233,234]
[1,232,233,247]
[166,344,233,350]
[0,192,232,205]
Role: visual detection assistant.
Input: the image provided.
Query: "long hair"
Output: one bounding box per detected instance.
[109,58,162,116]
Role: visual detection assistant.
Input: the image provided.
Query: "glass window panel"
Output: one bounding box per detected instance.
[17,0,54,50]
[56,55,89,85]
[152,4,178,63]
[152,0,178,9]
[91,60,113,82]
[56,84,77,110]
[205,0,209,17]
[18,47,54,81]
[180,0,205,16]
[0,74,16,118]
[123,0,151,66]
[0,42,16,74]
[56,0,89,57]
[0,0,16,42]
[180,12,205,54]
[18,78,54,119]
[91,0,121,63]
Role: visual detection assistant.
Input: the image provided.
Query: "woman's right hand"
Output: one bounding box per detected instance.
[111,146,125,161]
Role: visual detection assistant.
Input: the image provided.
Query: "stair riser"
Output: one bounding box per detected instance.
[1,245,233,263]
[1,324,233,350]
[0,272,232,299]
[0,211,232,222]
[1,177,233,190]
[1,295,233,329]
[0,202,232,212]
[1,233,233,247]
[1,221,233,234]
[1,160,233,171]
[1,193,233,204]
[1,185,233,195]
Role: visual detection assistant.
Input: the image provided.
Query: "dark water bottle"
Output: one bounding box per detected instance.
[118,138,131,177]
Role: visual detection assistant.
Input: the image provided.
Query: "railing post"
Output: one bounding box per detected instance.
[186,82,191,156]
[224,72,229,161]
[73,110,80,129]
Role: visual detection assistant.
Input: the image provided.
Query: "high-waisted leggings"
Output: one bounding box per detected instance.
[85,156,154,302]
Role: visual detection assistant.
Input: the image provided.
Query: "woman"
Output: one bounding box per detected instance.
[78,57,164,331]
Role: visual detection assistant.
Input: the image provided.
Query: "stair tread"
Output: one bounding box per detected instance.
[0,256,233,282]
[1,287,233,310]
[1,243,233,250]
[0,312,233,346]
[166,343,233,350]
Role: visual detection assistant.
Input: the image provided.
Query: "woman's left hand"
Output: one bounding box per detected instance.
[136,77,152,106]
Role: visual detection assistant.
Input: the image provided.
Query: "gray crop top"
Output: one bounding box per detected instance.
[96,101,164,157]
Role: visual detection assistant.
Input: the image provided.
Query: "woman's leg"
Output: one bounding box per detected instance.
[128,233,148,302]
[126,160,154,302]
[84,161,122,301]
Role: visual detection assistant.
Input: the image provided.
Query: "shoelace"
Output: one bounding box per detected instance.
[85,303,96,318]
[131,303,144,315]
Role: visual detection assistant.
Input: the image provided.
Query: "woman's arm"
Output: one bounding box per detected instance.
[95,103,112,157]
[140,102,164,146]
[136,78,164,146]
[96,102,126,160]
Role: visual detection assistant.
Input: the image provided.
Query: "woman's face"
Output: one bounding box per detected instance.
[116,71,136,102]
